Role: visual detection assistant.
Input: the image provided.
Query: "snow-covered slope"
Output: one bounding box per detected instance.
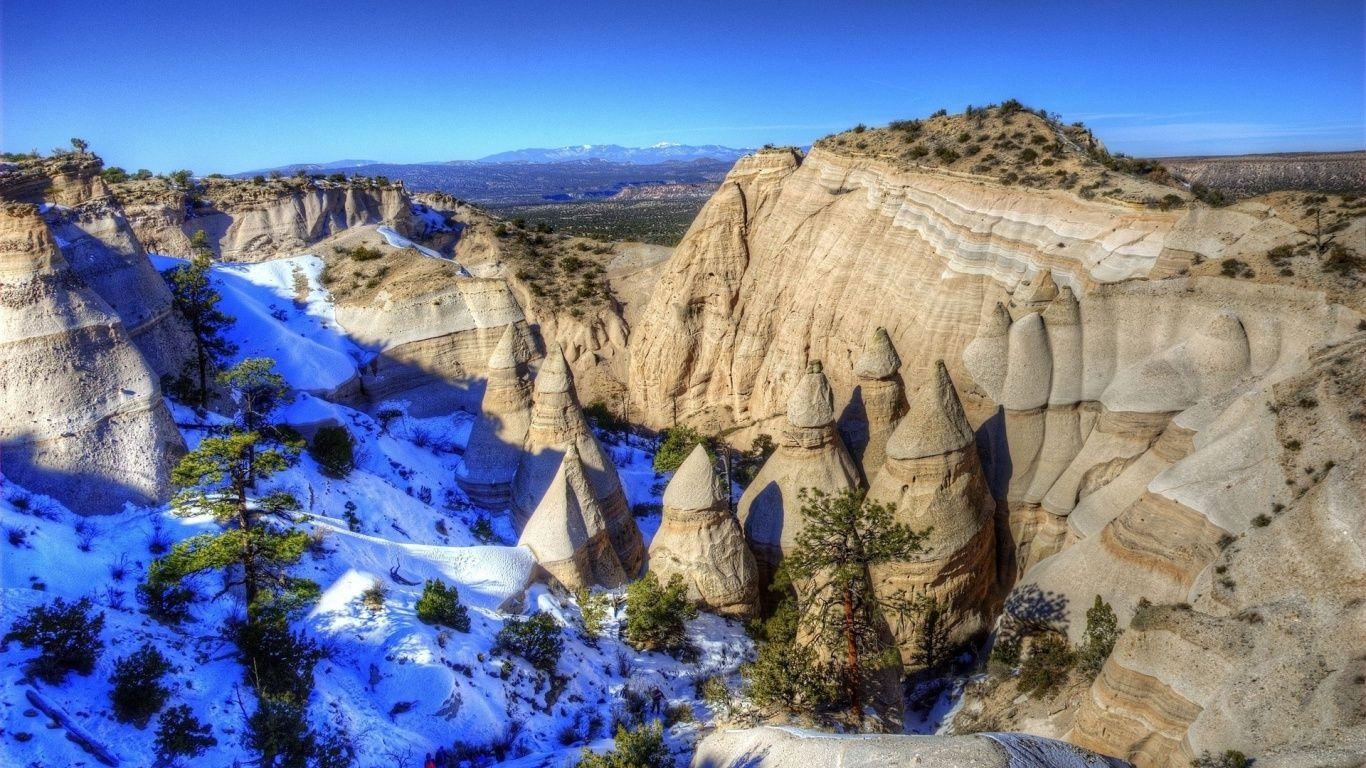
[1,254,752,767]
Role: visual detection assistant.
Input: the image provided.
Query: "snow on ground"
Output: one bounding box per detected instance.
[2,256,751,768]
[150,254,369,393]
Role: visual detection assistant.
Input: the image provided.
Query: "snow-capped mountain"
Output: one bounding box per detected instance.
[474,143,751,165]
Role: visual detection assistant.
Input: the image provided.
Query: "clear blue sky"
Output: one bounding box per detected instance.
[3,0,1362,172]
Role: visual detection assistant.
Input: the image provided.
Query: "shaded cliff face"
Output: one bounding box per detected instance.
[0,202,184,513]
[629,127,1365,765]
[116,177,416,262]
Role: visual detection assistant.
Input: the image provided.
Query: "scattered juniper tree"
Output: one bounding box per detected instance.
[109,642,174,727]
[166,230,236,408]
[624,572,697,654]
[652,426,709,474]
[2,596,105,683]
[1077,595,1119,676]
[783,488,928,726]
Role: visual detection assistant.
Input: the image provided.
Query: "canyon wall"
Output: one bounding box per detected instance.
[630,143,1365,764]
[0,202,184,512]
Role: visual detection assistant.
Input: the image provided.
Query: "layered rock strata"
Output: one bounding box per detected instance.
[866,360,998,660]
[647,444,759,618]
[516,443,627,591]
[737,361,862,590]
[512,344,644,576]
[692,726,1129,768]
[456,325,534,509]
[0,203,184,512]
[628,146,1350,432]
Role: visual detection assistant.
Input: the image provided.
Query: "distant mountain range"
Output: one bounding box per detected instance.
[474,143,751,164]
[239,144,752,177]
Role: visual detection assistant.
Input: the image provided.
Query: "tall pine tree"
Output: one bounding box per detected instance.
[784,488,928,728]
[166,230,236,408]
[148,358,313,621]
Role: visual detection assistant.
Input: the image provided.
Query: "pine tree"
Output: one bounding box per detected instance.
[783,488,928,726]
[166,230,236,408]
[1078,595,1119,676]
[149,359,313,621]
[911,597,952,672]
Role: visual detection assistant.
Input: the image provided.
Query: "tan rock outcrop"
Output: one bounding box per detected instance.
[456,325,534,509]
[647,444,759,618]
[0,203,184,513]
[513,344,644,576]
[737,361,862,588]
[867,361,997,659]
[121,180,415,262]
[842,326,908,480]
[516,443,626,591]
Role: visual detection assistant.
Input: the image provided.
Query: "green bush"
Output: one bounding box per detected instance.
[309,426,356,478]
[576,588,613,643]
[653,426,709,474]
[155,704,217,760]
[110,642,174,727]
[577,722,673,768]
[497,611,563,673]
[247,695,316,768]
[1017,633,1074,698]
[137,579,196,623]
[416,579,470,632]
[233,617,325,702]
[624,572,697,653]
[1077,596,1119,676]
[741,598,836,715]
[3,596,105,683]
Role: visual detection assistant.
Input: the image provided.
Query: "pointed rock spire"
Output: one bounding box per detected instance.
[886,361,976,461]
[535,342,573,395]
[514,338,645,576]
[518,443,626,591]
[867,362,995,670]
[650,444,759,618]
[1001,311,1052,410]
[663,444,724,512]
[739,359,861,608]
[854,327,902,380]
[787,360,836,428]
[456,324,535,510]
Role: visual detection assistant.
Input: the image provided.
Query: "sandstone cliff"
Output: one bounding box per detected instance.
[628,106,1365,766]
[115,176,416,262]
[0,202,184,513]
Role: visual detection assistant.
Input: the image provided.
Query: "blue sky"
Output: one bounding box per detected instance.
[2,0,1362,172]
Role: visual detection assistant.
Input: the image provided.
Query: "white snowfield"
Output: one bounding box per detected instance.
[378,224,471,276]
[1,246,752,767]
[691,726,1130,768]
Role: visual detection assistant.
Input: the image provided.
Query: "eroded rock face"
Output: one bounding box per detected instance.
[456,325,535,509]
[737,361,862,590]
[648,444,759,618]
[516,443,626,591]
[1066,336,1366,768]
[0,203,184,513]
[513,344,644,577]
[630,138,1364,765]
[122,182,415,262]
[867,360,998,662]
